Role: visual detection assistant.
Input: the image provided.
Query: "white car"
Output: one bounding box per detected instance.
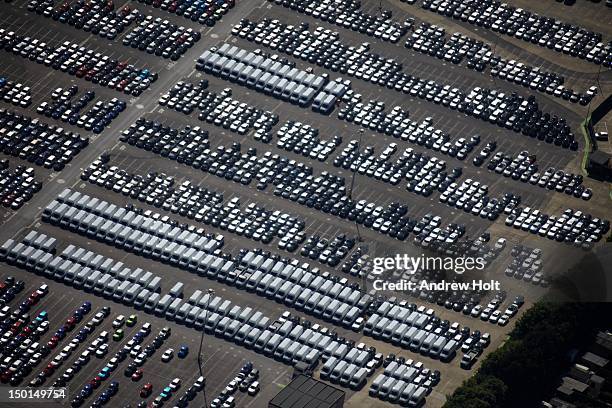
[112,315,125,328]
[161,348,174,363]
[247,381,260,396]
[169,377,181,391]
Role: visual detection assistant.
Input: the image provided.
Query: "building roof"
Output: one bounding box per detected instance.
[596,331,612,352]
[269,375,345,408]
[581,352,609,368]
[558,377,589,396]
[589,150,611,167]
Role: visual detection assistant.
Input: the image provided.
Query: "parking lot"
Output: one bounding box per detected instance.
[0,269,288,406]
[0,0,609,407]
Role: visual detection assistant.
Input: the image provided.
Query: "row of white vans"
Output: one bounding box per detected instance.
[1,233,164,305]
[39,189,372,329]
[196,44,333,109]
[36,188,496,369]
[369,359,433,407]
[0,230,394,396]
[35,195,484,392]
[44,188,224,256]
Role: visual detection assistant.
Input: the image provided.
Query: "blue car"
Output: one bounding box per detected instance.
[109,382,119,395]
[99,367,111,379]
[82,384,93,397]
[160,387,172,401]
[178,345,189,358]
[98,392,109,403]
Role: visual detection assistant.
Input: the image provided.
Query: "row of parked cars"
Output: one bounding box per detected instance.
[122,114,460,244]
[420,0,612,66]
[123,16,201,60]
[37,87,126,134]
[147,375,190,408]
[82,156,307,248]
[210,363,260,408]
[0,109,88,171]
[232,16,577,150]
[487,150,592,200]
[466,88,577,149]
[440,178,519,221]
[0,275,26,309]
[0,162,42,210]
[404,22,592,104]
[36,304,106,389]
[300,234,355,267]
[268,0,410,43]
[72,320,159,407]
[505,245,547,286]
[335,140,460,194]
[134,0,236,27]
[276,120,341,161]
[0,280,48,386]
[45,186,223,252]
[405,22,487,68]
[0,29,157,96]
[159,80,279,139]
[29,1,141,40]
[338,101,473,163]
[27,299,94,386]
[467,293,524,327]
[505,206,609,247]
[23,306,98,386]
[0,77,31,108]
[490,58,592,104]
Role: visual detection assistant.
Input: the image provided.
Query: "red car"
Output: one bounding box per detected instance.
[47,336,59,349]
[131,369,143,382]
[90,377,101,389]
[65,317,76,330]
[0,371,11,383]
[10,321,22,334]
[42,366,54,377]
[140,383,152,397]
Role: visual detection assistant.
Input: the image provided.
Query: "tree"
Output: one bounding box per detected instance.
[444,303,612,408]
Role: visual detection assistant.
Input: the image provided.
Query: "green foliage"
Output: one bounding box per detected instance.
[443,303,611,408]
[443,376,507,408]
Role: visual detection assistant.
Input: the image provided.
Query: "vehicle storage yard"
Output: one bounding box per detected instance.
[0,0,610,407]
